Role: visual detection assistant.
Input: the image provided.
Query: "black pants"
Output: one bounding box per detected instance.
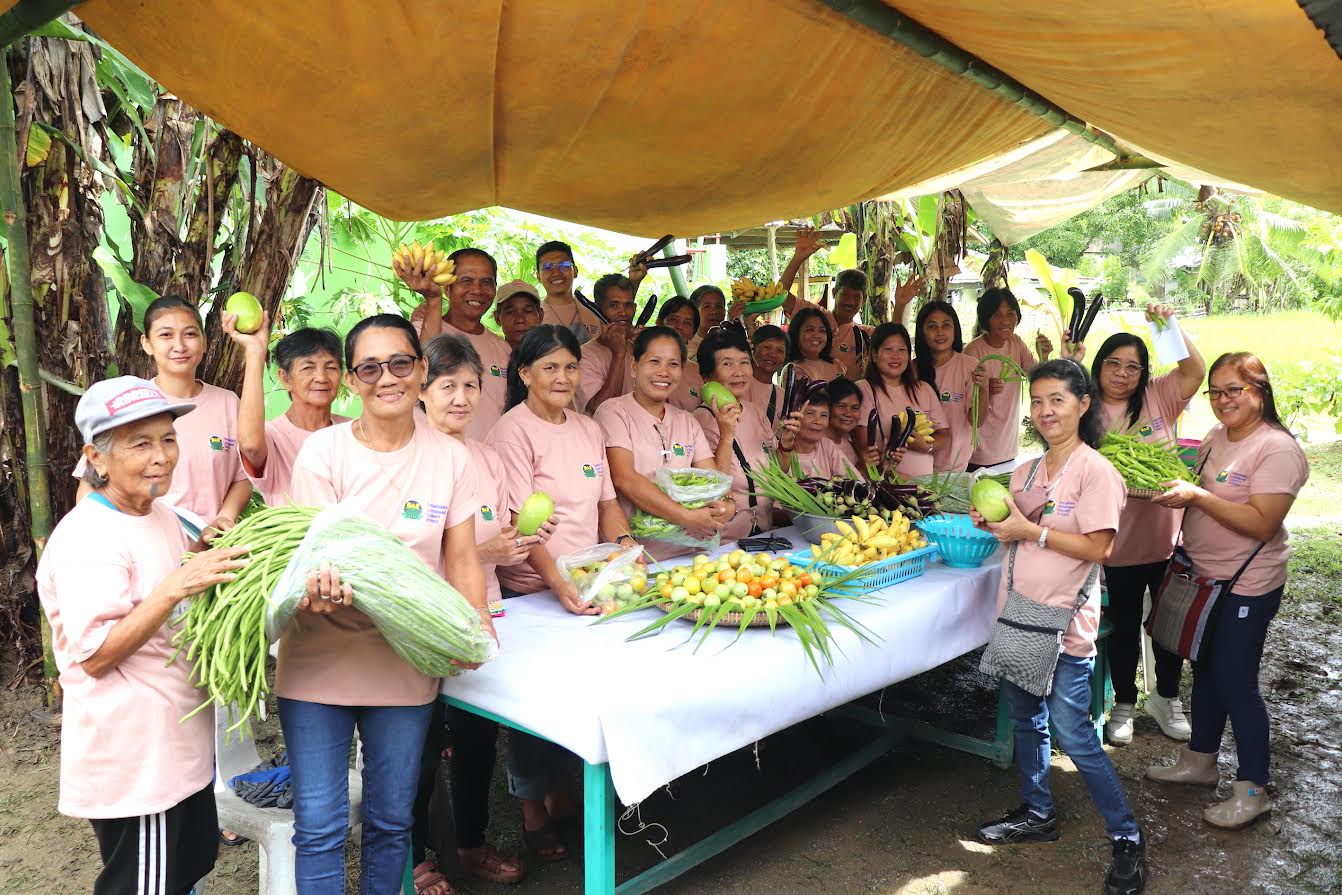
[412,699,501,864]
[1104,560,1185,703]
[89,783,217,895]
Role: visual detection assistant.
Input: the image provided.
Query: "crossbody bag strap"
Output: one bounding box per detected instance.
[1189,445,1264,591]
[1005,457,1045,594]
[765,386,778,424]
[729,439,763,534]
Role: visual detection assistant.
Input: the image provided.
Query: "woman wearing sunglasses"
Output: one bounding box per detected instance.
[1088,305,1205,746]
[1145,352,1307,832]
[279,314,491,894]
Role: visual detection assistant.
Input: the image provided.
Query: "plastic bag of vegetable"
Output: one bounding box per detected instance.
[628,506,722,552]
[556,542,649,613]
[655,467,733,505]
[266,506,497,674]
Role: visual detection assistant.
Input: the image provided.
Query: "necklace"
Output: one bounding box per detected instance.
[355,418,414,493]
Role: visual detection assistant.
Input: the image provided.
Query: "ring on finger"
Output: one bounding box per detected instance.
[515,537,522,548]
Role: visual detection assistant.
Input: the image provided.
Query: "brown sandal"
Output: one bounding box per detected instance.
[413,860,456,895]
[459,844,526,884]
[522,823,570,863]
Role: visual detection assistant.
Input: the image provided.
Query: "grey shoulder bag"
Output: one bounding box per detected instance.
[978,459,1100,696]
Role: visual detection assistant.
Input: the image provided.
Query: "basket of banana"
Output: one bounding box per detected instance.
[787,512,935,590]
[730,277,789,315]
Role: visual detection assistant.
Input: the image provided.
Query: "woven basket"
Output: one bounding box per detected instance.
[658,601,774,626]
[1126,486,1165,500]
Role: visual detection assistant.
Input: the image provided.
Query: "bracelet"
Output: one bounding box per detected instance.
[1037,527,1049,549]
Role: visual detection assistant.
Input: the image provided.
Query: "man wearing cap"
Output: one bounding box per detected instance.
[37,377,250,895]
[400,247,512,439]
[493,279,543,351]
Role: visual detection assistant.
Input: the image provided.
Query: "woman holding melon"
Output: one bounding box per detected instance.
[595,326,737,560]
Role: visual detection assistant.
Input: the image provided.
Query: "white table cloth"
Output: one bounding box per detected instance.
[441,529,1005,804]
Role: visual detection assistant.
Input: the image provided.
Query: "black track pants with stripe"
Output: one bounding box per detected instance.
[89,783,218,895]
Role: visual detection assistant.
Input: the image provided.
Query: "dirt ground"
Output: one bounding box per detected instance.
[3,524,1339,895]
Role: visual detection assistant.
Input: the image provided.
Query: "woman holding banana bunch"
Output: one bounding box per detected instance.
[854,322,946,479]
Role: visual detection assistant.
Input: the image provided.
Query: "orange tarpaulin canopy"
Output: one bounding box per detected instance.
[20,0,1342,234]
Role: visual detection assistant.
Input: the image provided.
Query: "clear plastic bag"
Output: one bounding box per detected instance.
[266,506,497,672]
[655,466,733,504]
[556,542,649,613]
[629,509,722,552]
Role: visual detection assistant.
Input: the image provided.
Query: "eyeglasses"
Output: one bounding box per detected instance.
[1102,359,1144,376]
[539,260,575,273]
[352,353,420,384]
[1205,385,1254,401]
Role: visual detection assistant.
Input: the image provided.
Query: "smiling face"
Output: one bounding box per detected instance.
[708,346,754,400]
[661,305,697,344]
[633,335,684,405]
[598,286,637,327]
[833,286,864,322]
[537,250,577,298]
[696,291,726,332]
[1207,365,1264,431]
[521,347,580,412]
[496,294,542,348]
[922,310,956,355]
[346,326,425,422]
[1029,376,1089,445]
[280,350,341,409]
[753,336,787,377]
[422,367,482,437]
[448,254,498,325]
[87,412,179,507]
[828,392,861,435]
[798,316,828,360]
[1098,344,1144,403]
[141,308,204,378]
[875,332,911,380]
[987,300,1020,343]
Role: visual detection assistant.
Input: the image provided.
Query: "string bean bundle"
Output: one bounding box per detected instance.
[970,354,1029,449]
[1098,432,1198,491]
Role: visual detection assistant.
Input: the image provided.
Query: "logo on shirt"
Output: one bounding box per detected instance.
[839,343,852,354]
[480,505,495,522]
[1215,469,1249,486]
[1216,469,1229,483]
[1043,499,1056,515]
[489,364,502,377]
[209,435,224,452]
[402,499,424,520]
[689,388,699,398]
[1139,424,1154,437]
[940,391,952,402]
[672,442,686,457]
[582,463,596,479]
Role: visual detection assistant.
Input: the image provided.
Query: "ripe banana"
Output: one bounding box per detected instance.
[810,512,925,566]
[391,244,458,287]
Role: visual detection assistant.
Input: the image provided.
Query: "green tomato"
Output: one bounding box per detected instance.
[704,594,722,609]
[732,582,749,598]
[671,573,686,587]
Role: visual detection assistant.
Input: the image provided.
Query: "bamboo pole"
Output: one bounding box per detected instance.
[0,0,82,48]
[1,47,56,689]
[818,0,1148,163]
[664,240,690,296]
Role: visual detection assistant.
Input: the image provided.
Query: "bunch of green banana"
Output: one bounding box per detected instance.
[392,242,457,286]
[729,277,786,304]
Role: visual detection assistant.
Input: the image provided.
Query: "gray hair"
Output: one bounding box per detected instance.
[81,429,117,489]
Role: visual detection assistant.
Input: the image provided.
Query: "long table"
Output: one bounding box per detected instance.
[440,529,1009,894]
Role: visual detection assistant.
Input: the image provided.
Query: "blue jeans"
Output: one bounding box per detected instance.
[1189,587,1282,784]
[278,697,435,895]
[1003,654,1139,839]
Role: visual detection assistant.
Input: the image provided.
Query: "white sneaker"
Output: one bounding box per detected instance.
[1105,703,1135,745]
[1146,693,1192,741]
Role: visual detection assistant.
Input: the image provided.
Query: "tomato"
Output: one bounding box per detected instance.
[780,582,798,597]
[798,573,812,587]
[748,582,763,597]
[660,584,673,598]
[736,567,753,583]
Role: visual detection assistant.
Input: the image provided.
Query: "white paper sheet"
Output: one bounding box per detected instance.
[1149,316,1190,365]
[440,529,1003,804]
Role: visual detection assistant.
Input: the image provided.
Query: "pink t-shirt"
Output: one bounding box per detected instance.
[595,394,711,560]
[667,361,704,413]
[73,380,248,521]
[695,399,776,540]
[746,379,784,420]
[828,431,860,470]
[242,412,350,505]
[37,499,211,818]
[578,340,634,412]
[964,334,1038,466]
[466,439,508,606]
[856,378,946,479]
[997,445,1125,657]
[279,421,478,707]
[1101,371,1192,566]
[928,353,979,473]
[542,299,602,345]
[487,403,617,594]
[411,312,512,439]
[1181,423,1309,596]
[793,436,851,479]
[795,358,844,384]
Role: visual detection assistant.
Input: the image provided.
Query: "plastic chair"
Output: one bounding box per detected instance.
[213,703,364,895]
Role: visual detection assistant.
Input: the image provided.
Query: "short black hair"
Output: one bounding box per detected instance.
[657,296,699,333]
[343,314,422,371]
[534,240,575,269]
[593,273,634,308]
[506,324,582,410]
[975,287,1022,337]
[450,247,498,277]
[752,323,787,350]
[787,307,835,363]
[825,376,861,407]
[689,284,726,308]
[1030,358,1105,448]
[696,323,752,377]
[424,333,483,385]
[834,269,867,294]
[143,295,203,333]
[274,327,343,373]
[632,325,686,363]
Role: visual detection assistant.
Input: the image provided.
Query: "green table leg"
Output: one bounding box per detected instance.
[584,762,617,895]
[403,850,415,894]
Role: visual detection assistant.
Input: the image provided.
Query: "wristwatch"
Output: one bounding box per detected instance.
[617,534,637,548]
[1037,527,1049,549]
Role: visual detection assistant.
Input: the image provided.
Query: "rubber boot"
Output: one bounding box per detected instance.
[1203,780,1271,830]
[1145,747,1219,785]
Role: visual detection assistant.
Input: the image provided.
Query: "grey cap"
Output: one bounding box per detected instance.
[75,376,196,444]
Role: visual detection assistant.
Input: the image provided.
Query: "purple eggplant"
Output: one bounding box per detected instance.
[866,408,880,446]
[1066,287,1086,341]
[780,365,797,419]
[1075,291,1105,342]
[635,293,657,328]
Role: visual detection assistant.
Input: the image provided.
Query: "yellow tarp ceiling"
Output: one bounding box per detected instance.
[31,0,1342,234]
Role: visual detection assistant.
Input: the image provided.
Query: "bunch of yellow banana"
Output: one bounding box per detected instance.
[729,277,787,303]
[392,242,457,286]
[810,513,926,567]
[899,408,936,449]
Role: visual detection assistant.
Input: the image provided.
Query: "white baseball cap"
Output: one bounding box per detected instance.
[75,376,196,444]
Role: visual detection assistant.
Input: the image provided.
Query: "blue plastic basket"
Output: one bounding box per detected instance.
[916,513,1000,568]
[786,543,938,591]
